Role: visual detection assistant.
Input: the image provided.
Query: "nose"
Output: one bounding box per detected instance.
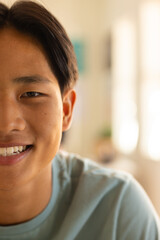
[0,97,26,135]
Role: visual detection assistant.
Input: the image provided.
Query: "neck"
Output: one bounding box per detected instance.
[0,163,52,226]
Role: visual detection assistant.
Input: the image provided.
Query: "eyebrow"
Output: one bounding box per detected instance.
[13,75,52,84]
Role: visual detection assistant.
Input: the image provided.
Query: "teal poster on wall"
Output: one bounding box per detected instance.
[72,40,85,74]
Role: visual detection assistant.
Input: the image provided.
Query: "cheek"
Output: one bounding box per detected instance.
[37,108,63,160]
[25,100,63,144]
[40,111,62,143]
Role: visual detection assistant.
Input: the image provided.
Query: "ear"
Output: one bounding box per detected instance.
[62,88,76,131]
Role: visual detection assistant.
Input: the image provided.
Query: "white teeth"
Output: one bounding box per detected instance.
[2,148,6,157]
[18,146,23,152]
[6,147,14,155]
[14,146,19,152]
[0,146,27,156]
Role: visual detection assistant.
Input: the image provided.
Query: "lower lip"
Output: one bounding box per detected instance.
[0,147,32,166]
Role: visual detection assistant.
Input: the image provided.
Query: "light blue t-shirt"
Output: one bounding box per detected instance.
[0,151,159,240]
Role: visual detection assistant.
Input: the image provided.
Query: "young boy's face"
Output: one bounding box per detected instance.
[0,28,75,190]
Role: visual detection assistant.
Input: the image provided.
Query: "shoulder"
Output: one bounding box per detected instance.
[53,151,160,239]
[54,151,160,217]
[54,150,134,193]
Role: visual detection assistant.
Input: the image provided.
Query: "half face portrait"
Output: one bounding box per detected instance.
[0,27,76,189]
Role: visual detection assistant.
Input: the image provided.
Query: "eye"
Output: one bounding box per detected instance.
[21,91,43,98]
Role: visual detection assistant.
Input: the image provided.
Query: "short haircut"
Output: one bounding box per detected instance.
[0,0,78,93]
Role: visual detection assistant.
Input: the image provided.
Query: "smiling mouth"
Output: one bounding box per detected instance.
[0,145,32,156]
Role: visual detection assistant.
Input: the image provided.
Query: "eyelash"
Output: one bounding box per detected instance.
[21,91,43,98]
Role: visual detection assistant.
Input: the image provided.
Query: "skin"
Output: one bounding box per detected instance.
[0,27,76,225]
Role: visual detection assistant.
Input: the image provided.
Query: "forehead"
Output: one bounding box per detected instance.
[0,27,45,57]
[0,27,57,85]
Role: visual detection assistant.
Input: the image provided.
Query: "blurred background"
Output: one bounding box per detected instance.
[5,0,160,216]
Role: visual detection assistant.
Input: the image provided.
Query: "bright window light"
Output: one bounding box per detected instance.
[140,1,160,161]
[140,1,160,76]
[112,18,138,154]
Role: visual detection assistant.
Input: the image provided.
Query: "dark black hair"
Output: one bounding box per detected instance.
[0,0,78,93]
